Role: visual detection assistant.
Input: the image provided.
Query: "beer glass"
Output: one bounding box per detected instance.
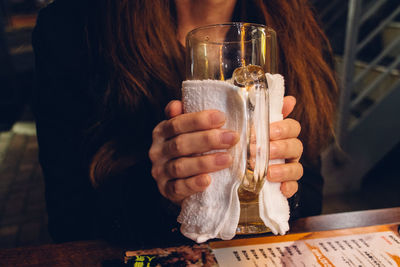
[185,23,277,235]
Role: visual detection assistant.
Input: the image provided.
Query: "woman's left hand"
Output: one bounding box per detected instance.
[268,96,303,198]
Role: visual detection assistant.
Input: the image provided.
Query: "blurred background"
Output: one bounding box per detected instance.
[0,0,52,249]
[0,0,399,249]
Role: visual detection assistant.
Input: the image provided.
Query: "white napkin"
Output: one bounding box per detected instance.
[259,73,290,235]
[178,80,246,243]
[178,74,289,243]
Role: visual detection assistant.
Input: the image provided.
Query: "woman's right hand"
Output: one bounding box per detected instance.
[149,100,239,205]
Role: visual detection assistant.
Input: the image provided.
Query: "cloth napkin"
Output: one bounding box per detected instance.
[259,73,290,235]
[178,74,289,243]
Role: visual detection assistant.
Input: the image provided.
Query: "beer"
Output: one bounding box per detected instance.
[233,64,270,234]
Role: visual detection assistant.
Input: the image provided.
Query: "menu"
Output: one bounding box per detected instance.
[210,224,400,267]
[124,224,400,266]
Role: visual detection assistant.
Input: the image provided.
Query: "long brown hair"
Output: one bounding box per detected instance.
[87,0,338,185]
[256,0,338,160]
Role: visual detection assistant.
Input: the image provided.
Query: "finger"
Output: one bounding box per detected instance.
[161,110,226,139]
[165,100,183,119]
[165,152,232,178]
[166,174,211,204]
[282,96,296,118]
[267,162,303,182]
[270,118,301,140]
[270,138,303,160]
[162,129,239,158]
[280,181,298,198]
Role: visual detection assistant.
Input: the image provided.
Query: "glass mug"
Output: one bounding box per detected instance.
[185,23,277,235]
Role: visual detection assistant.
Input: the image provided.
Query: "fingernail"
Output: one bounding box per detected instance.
[270,125,282,139]
[215,153,231,165]
[210,111,225,126]
[196,175,210,187]
[221,131,237,144]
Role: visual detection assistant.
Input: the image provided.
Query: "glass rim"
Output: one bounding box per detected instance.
[186,22,276,45]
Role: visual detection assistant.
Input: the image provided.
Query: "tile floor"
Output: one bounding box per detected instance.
[0,123,51,248]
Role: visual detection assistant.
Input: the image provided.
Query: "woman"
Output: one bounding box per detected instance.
[32,0,337,247]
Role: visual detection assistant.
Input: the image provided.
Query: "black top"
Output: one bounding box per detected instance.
[32,1,323,249]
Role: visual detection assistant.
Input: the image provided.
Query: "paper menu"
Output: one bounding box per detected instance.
[210,224,400,267]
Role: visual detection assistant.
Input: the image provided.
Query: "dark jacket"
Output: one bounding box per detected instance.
[32,0,323,248]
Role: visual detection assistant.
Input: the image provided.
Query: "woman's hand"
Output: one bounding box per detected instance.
[149,96,303,205]
[149,100,239,205]
[268,96,303,198]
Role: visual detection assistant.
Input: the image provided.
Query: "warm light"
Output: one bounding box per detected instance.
[219,45,225,81]
[240,24,246,66]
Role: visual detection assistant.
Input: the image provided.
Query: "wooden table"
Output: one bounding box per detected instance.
[0,207,399,266]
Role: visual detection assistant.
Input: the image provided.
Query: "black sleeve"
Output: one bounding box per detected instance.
[96,161,188,248]
[32,3,184,247]
[32,2,97,242]
[288,158,324,220]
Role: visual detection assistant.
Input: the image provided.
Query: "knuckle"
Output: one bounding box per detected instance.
[196,157,208,170]
[170,160,184,177]
[195,113,208,128]
[184,179,196,193]
[202,130,212,145]
[204,129,219,147]
[188,174,206,192]
[172,181,185,197]
[152,123,163,139]
[151,165,160,179]
[169,136,184,155]
[148,146,159,162]
[170,118,181,135]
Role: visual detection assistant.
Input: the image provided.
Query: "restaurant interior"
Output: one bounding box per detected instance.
[0,0,399,263]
